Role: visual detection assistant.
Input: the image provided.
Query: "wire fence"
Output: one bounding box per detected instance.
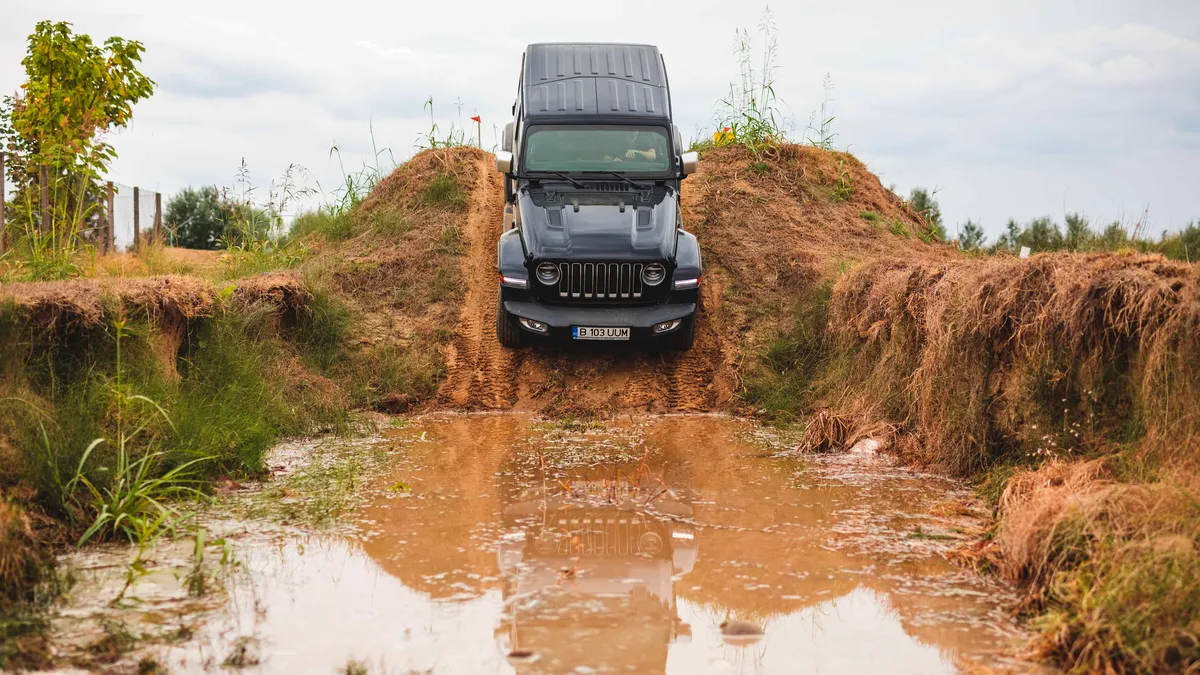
[1,152,299,255]
[0,153,163,255]
[109,181,162,252]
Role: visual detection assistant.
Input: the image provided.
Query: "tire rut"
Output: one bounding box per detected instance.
[439,160,515,409]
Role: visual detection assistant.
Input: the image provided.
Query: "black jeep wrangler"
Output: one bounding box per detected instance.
[493,43,701,351]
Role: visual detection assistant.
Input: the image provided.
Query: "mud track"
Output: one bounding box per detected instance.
[439,158,735,414]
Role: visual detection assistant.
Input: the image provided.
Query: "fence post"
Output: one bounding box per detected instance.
[154,192,162,245]
[133,186,140,253]
[39,165,50,233]
[0,151,6,254]
[106,181,115,253]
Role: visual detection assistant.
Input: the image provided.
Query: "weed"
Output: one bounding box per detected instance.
[832,160,852,202]
[415,97,470,150]
[222,635,262,668]
[87,617,137,663]
[889,219,911,238]
[804,73,838,150]
[429,266,462,301]
[336,343,444,410]
[293,287,352,372]
[137,656,169,674]
[429,224,464,255]
[291,209,354,241]
[421,174,467,209]
[219,237,309,279]
[341,659,370,675]
[324,122,396,216]
[741,283,834,422]
[860,211,879,223]
[45,320,210,547]
[173,308,308,476]
[713,9,789,157]
[0,170,96,281]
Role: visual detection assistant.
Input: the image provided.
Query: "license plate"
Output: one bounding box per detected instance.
[573,326,630,340]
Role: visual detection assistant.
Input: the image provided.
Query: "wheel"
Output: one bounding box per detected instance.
[496,296,524,348]
[662,316,695,352]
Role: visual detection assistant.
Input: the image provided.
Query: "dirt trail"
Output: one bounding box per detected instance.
[440,159,517,409]
[438,159,735,414]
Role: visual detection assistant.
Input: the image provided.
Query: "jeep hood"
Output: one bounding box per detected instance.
[518,190,677,261]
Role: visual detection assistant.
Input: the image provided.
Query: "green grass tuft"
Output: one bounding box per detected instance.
[421,174,467,209]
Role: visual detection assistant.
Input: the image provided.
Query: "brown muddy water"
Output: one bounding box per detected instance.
[46,414,1044,674]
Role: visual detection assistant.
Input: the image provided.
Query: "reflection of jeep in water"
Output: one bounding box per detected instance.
[495,473,697,674]
[493,43,701,351]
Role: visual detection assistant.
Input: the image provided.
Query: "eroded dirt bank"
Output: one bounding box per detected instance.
[46,414,1044,674]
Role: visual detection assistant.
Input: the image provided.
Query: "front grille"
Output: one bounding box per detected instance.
[557,262,645,300]
[533,516,666,558]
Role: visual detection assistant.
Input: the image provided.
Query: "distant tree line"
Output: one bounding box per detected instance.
[957,214,1199,262]
[905,187,1198,263]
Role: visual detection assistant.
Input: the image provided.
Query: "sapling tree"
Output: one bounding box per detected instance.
[1,20,154,260]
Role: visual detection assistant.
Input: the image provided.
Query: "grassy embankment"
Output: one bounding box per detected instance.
[689,141,1200,674]
[0,147,480,668]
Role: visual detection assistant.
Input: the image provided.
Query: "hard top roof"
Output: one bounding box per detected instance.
[523,43,670,120]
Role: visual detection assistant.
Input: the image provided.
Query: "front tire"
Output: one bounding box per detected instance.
[496,296,524,348]
[662,316,695,352]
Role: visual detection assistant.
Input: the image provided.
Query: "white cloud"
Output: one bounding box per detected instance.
[2,0,1198,238]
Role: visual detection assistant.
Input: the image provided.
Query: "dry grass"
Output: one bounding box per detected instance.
[815,251,1200,673]
[826,252,1200,475]
[990,460,1200,673]
[0,495,46,608]
[797,410,852,452]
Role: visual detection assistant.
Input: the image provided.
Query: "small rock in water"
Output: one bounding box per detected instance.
[719,620,764,636]
[507,649,539,665]
[719,619,765,646]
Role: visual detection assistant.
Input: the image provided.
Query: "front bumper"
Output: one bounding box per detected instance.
[503,300,696,340]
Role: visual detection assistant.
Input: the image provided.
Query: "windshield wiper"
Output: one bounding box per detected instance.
[533,171,586,189]
[603,171,646,190]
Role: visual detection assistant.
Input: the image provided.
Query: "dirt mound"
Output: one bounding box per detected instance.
[824,251,1200,474]
[321,147,485,352]
[433,143,939,415]
[682,144,949,357]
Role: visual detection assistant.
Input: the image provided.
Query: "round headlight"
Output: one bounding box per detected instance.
[536,262,560,286]
[642,263,666,286]
[638,531,664,555]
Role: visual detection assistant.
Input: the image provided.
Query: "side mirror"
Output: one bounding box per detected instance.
[680,151,698,177]
[495,150,513,175]
[502,122,515,152]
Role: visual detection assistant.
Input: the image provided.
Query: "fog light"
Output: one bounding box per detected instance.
[500,275,528,289]
[673,277,699,290]
[653,319,681,334]
[519,317,549,334]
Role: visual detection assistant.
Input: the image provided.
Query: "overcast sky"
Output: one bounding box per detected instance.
[3,0,1198,240]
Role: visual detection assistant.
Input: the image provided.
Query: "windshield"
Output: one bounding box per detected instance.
[523,125,671,174]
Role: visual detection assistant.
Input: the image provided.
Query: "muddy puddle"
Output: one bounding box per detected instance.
[48,415,1043,674]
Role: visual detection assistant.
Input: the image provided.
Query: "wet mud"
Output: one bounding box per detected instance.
[48,415,1045,674]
